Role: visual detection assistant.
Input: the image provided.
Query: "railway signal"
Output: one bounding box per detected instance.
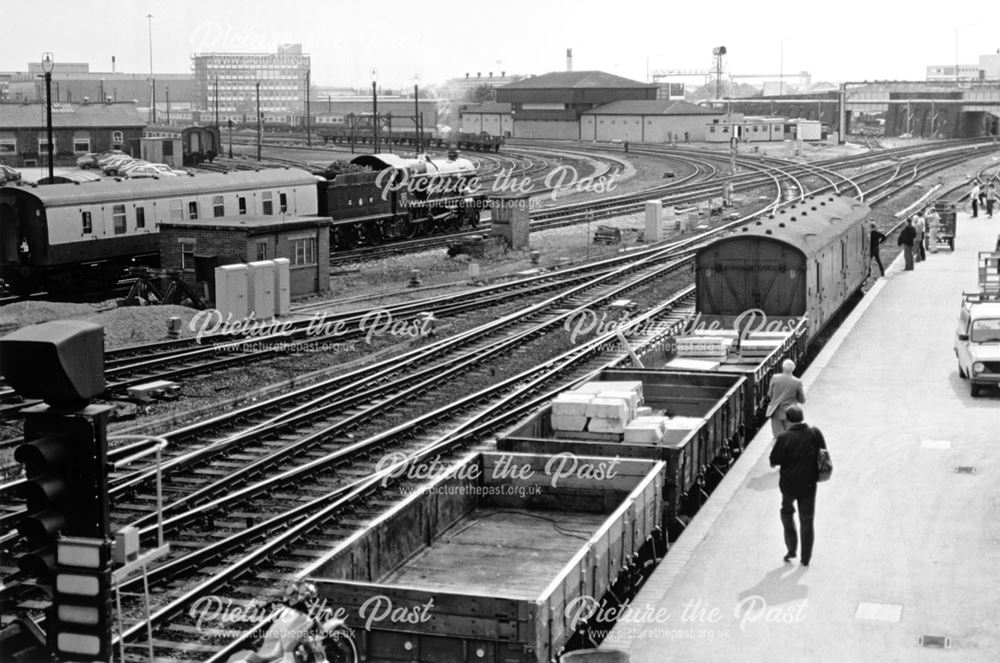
[14,406,111,579]
[1,320,112,659]
[51,537,113,661]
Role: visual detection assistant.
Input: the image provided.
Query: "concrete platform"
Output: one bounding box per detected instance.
[601,211,1000,661]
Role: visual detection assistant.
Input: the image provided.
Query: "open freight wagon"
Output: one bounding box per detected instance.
[635,318,810,432]
[311,451,664,663]
[498,369,745,533]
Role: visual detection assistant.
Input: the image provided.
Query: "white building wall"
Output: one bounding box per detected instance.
[643,116,713,142]
[460,113,513,136]
[513,120,578,140]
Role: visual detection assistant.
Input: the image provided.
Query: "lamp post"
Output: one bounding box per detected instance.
[41,53,54,183]
[413,75,421,154]
[371,69,379,153]
[214,76,219,128]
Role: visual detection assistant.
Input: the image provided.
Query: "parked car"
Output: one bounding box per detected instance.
[955,296,1000,397]
[121,161,175,176]
[97,152,132,168]
[122,164,170,179]
[103,157,138,176]
[78,150,125,169]
[0,164,22,184]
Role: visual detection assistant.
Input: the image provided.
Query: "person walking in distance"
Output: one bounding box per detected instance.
[769,405,827,566]
[766,359,805,438]
[986,183,997,219]
[970,181,981,218]
[898,218,916,271]
[925,205,940,254]
[913,212,926,262]
[869,225,887,277]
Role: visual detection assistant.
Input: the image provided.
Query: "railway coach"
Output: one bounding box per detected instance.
[0,169,319,292]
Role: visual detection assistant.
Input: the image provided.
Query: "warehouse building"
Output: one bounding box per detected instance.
[458,102,513,136]
[495,71,657,139]
[580,100,723,143]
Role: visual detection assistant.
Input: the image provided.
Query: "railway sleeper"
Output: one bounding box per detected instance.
[150,638,218,654]
[191,467,232,476]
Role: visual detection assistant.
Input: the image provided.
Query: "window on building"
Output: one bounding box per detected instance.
[112,205,126,234]
[709,126,716,133]
[256,242,268,261]
[181,242,195,270]
[279,192,288,213]
[292,237,316,266]
[262,191,273,215]
[73,133,91,153]
[238,196,247,215]
[212,195,225,217]
[0,137,18,154]
[188,201,199,220]
[170,199,183,221]
[38,138,53,154]
[81,211,92,234]
[135,206,146,229]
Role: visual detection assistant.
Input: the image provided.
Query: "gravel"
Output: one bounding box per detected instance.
[0,301,203,349]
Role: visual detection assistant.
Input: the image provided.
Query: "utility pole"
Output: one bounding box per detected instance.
[214,76,219,128]
[414,76,421,154]
[147,14,155,123]
[256,81,262,161]
[305,68,311,146]
[371,69,379,153]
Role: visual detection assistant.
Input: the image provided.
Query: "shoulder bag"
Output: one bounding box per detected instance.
[814,427,833,482]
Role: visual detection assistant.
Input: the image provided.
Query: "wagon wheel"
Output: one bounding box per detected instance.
[413,217,433,237]
[397,217,418,239]
[331,224,361,249]
[362,220,384,245]
[322,627,359,663]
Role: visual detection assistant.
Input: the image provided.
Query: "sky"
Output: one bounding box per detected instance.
[3,1,999,89]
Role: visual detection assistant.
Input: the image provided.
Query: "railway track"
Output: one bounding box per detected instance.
[2,140,998,660]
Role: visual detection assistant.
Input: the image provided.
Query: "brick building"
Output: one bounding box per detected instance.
[0,101,146,167]
[159,216,332,298]
[496,71,657,139]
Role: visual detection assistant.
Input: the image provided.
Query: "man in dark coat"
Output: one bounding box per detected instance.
[897,219,916,271]
[769,405,826,566]
[869,226,886,277]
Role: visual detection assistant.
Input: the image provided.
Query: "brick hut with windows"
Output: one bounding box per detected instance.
[0,101,145,167]
[159,216,332,298]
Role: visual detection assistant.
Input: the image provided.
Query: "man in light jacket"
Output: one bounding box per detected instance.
[766,359,805,438]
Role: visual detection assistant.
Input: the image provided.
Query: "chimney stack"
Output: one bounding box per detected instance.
[566,48,573,72]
